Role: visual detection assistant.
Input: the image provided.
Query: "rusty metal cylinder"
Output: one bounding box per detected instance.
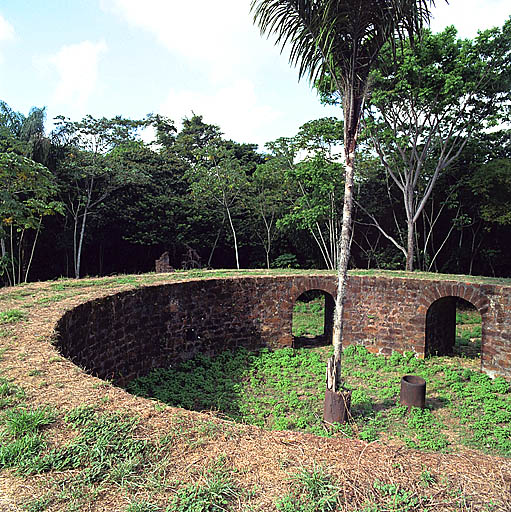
[400,375,426,410]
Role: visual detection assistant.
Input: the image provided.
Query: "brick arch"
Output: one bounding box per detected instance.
[420,282,490,315]
[412,282,488,359]
[288,277,337,305]
[287,278,337,347]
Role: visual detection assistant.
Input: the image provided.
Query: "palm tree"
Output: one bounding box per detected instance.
[251,0,436,421]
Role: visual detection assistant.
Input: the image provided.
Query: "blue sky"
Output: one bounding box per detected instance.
[0,0,510,150]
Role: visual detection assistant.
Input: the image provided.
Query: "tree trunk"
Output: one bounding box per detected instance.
[24,217,42,283]
[10,224,16,285]
[406,218,414,272]
[265,222,271,269]
[325,138,355,423]
[76,206,88,279]
[225,206,240,270]
[208,222,224,268]
[330,141,356,377]
[1,237,13,287]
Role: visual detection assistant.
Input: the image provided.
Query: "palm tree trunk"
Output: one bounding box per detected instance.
[330,140,356,381]
[324,134,356,424]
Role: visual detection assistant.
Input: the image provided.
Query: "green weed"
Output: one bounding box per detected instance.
[125,500,162,512]
[128,344,511,457]
[3,406,56,437]
[168,460,241,512]
[0,377,24,408]
[21,494,53,512]
[276,465,339,512]
[35,294,66,305]
[360,479,423,512]
[293,296,325,337]
[0,309,26,323]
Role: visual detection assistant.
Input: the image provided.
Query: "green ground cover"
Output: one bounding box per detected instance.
[127,341,510,457]
[128,298,509,457]
[292,295,325,338]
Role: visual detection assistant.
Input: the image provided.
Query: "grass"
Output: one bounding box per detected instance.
[0,376,25,409]
[276,465,340,512]
[0,308,26,324]
[455,305,482,357]
[168,458,242,512]
[127,342,510,457]
[0,269,509,511]
[0,395,244,511]
[293,295,325,338]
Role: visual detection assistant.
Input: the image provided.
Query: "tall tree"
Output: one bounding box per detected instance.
[362,22,511,271]
[251,0,436,419]
[249,152,288,269]
[52,115,146,278]
[188,138,253,270]
[283,118,345,270]
[0,153,62,285]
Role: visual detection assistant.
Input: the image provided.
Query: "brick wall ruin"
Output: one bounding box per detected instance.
[54,274,511,384]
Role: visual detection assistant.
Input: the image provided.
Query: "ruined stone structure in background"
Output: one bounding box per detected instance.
[155,252,174,273]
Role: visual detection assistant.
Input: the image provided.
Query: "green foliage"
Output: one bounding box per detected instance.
[168,460,240,512]
[128,342,511,456]
[358,21,511,272]
[359,480,422,512]
[293,296,325,337]
[403,407,449,451]
[0,308,26,323]
[276,465,339,512]
[470,158,511,225]
[0,151,63,285]
[270,118,344,270]
[272,253,300,269]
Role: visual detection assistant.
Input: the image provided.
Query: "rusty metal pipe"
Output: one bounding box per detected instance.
[400,375,426,410]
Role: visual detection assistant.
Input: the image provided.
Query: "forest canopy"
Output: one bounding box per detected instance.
[1,22,511,285]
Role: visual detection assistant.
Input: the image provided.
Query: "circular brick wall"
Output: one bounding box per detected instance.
[54,273,511,383]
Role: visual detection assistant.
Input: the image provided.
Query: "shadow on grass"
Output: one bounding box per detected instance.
[124,349,257,422]
[293,334,331,349]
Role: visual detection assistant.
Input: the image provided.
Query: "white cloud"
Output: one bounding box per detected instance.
[0,13,15,63]
[160,79,281,148]
[40,40,107,115]
[431,0,511,38]
[101,0,284,83]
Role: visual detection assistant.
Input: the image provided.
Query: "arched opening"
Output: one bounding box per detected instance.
[454,298,482,358]
[425,296,482,359]
[292,289,334,348]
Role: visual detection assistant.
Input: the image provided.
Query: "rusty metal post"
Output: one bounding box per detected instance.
[323,389,352,424]
[400,375,426,410]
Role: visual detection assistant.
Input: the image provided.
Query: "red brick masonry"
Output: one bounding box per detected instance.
[54,274,511,384]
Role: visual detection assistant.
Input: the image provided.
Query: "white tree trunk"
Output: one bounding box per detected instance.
[225,206,240,270]
[75,206,88,279]
[329,147,356,390]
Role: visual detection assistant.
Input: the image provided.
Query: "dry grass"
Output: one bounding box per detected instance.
[0,271,510,512]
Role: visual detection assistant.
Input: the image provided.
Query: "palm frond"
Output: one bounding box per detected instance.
[251,0,437,91]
